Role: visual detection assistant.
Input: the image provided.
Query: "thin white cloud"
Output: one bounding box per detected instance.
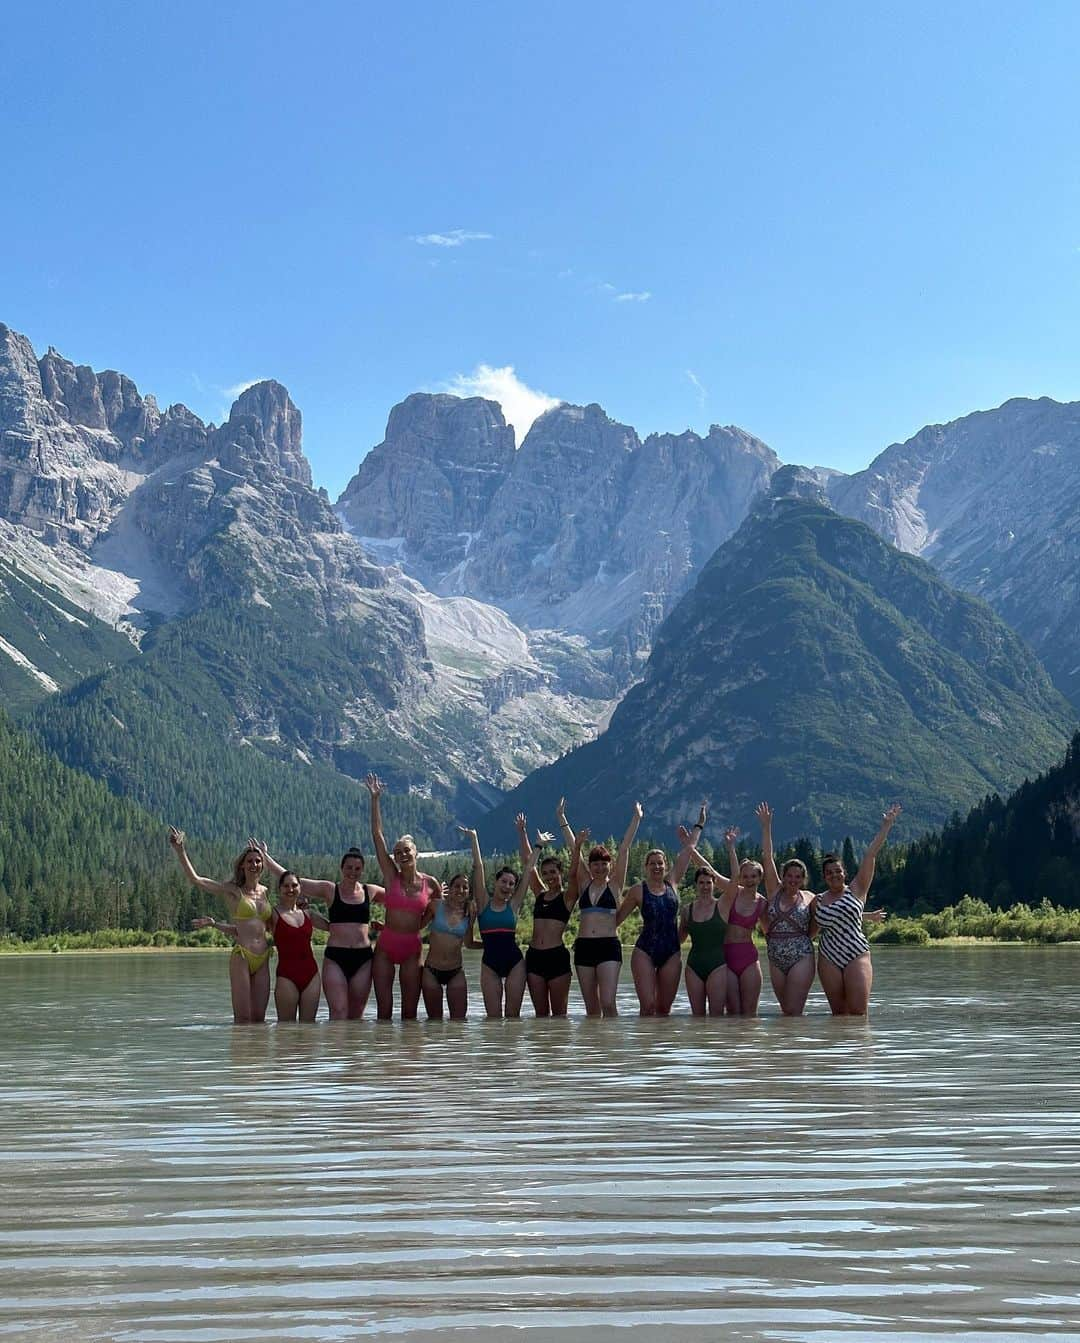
[222,377,268,399]
[411,229,494,247]
[614,290,652,303]
[686,369,708,408]
[445,364,561,446]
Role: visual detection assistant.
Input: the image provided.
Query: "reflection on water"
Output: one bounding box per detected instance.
[1,948,1079,1340]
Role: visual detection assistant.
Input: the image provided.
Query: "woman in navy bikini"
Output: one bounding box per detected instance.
[462,824,541,1018]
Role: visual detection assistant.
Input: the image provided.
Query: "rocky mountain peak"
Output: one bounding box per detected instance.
[766,464,831,505]
[226,380,310,486]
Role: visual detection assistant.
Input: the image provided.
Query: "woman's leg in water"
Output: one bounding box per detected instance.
[781,955,816,1016]
[228,953,254,1024]
[399,956,422,1020]
[322,959,350,1021]
[597,960,621,1017]
[421,967,445,1020]
[480,963,504,1018]
[576,964,601,1017]
[275,975,300,1023]
[817,954,848,1015]
[346,962,373,1019]
[631,947,658,1015]
[655,953,682,1016]
[373,948,396,1020]
[527,972,551,1017]
[504,960,527,1018]
[736,959,762,1016]
[685,964,707,1015]
[446,970,468,1020]
[298,971,321,1022]
[548,972,571,1017]
[705,965,728,1016]
[842,954,873,1015]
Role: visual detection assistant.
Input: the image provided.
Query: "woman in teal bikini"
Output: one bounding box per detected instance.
[422,870,475,1020]
[170,827,272,1024]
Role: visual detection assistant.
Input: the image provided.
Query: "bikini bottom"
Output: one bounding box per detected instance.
[231,944,271,975]
[724,941,760,976]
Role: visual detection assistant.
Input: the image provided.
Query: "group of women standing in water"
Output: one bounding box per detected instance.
[170,777,900,1025]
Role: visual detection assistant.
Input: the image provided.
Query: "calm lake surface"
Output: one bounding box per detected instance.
[1,948,1079,1342]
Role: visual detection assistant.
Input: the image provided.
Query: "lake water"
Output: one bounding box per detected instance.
[1,947,1079,1341]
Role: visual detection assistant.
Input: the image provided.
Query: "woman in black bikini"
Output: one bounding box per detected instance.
[256,842,382,1020]
[515,813,573,1017]
[567,803,643,1018]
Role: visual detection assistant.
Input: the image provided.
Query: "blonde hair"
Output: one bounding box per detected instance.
[233,847,262,888]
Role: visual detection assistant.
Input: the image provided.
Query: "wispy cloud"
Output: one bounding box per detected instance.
[222,377,268,399]
[411,229,493,247]
[444,364,561,446]
[613,290,652,303]
[686,369,708,408]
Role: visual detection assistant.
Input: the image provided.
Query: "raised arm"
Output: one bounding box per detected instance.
[565,827,590,908]
[755,803,781,897]
[686,844,736,895]
[511,845,542,913]
[364,774,397,884]
[168,828,235,900]
[515,812,545,896]
[672,825,695,886]
[459,825,487,913]
[556,797,590,882]
[612,801,643,893]
[851,804,901,901]
[250,837,334,902]
[725,827,741,882]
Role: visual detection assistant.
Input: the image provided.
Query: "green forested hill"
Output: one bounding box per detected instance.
[0,705,208,936]
[877,731,1080,912]
[484,473,1076,843]
[28,600,457,851]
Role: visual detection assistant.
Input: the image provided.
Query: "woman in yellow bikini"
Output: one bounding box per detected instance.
[169,827,272,1023]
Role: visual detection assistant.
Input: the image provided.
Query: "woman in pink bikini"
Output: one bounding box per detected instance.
[365,774,441,1021]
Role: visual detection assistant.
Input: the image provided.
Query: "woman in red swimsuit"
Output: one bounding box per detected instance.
[271,871,329,1022]
[365,773,441,1021]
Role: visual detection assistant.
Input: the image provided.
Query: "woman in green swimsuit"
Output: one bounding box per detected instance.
[679,862,730,1016]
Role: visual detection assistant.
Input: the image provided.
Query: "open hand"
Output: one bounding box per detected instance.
[754,802,772,825]
[363,773,383,797]
[535,829,555,845]
[724,826,740,846]
[168,826,185,851]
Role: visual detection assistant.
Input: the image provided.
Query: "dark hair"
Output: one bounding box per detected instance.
[494,865,517,881]
[822,852,843,872]
[277,869,301,891]
[692,866,715,885]
[340,848,365,869]
[539,855,564,872]
[446,871,471,891]
[781,858,809,880]
[588,845,613,863]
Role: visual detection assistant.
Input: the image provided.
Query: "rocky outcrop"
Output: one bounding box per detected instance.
[337,395,779,658]
[484,473,1076,843]
[829,396,1080,706]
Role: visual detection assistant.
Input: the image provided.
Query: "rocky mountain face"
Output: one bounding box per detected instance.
[829,396,1080,707]
[338,395,779,669]
[0,323,610,846]
[484,467,1076,845]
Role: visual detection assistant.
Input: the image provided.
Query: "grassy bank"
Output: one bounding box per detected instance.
[3,897,1080,953]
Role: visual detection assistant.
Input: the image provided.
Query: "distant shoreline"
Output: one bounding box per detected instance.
[3,938,1078,958]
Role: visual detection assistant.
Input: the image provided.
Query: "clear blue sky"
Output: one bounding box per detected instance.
[3,1,1078,495]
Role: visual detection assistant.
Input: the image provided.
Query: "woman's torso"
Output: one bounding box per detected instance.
[426,899,470,969]
[726,890,764,942]
[531,886,571,949]
[233,887,271,950]
[384,872,434,932]
[577,881,618,938]
[327,882,372,948]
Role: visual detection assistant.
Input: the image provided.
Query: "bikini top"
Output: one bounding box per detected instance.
[329,882,370,923]
[534,889,571,924]
[235,891,271,923]
[768,892,811,936]
[385,872,433,913]
[728,892,765,929]
[477,901,517,933]
[579,883,618,913]
[430,900,469,940]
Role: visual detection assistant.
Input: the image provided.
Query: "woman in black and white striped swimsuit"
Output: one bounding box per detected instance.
[813,804,900,1016]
